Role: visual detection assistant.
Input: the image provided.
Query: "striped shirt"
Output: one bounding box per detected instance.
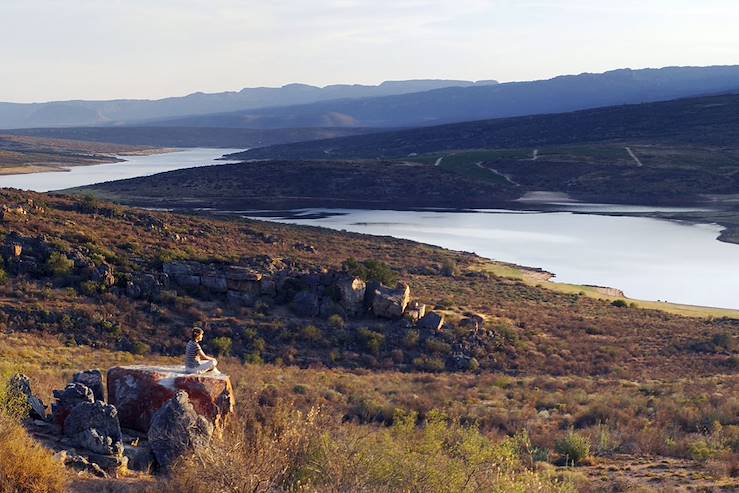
[185,340,201,368]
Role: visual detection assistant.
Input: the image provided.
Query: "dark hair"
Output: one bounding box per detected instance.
[192,327,204,340]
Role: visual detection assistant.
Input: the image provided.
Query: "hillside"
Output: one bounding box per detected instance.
[0,188,737,491]
[75,159,519,210]
[3,126,378,149]
[148,66,739,129]
[0,79,487,129]
[233,91,739,160]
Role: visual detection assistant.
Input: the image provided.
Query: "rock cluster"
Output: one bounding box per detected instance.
[16,365,231,477]
[162,259,423,322]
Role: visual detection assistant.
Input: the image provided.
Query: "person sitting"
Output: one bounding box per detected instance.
[185,327,220,374]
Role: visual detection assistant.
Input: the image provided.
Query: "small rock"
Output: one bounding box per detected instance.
[73,369,105,402]
[124,444,155,473]
[417,311,445,331]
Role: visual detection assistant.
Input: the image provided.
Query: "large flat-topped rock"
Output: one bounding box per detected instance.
[107,365,234,433]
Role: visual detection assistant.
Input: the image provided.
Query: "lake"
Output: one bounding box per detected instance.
[0,148,242,192]
[249,208,739,309]
[2,148,737,309]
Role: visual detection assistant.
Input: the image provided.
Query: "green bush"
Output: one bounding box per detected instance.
[45,252,74,277]
[0,268,7,285]
[301,325,324,344]
[130,341,151,356]
[555,431,591,465]
[610,299,628,308]
[327,314,345,329]
[211,336,233,356]
[357,328,385,356]
[412,356,446,372]
[343,258,399,286]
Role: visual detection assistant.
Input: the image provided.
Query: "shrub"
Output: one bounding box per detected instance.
[0,412,67,493]
[357,328,385,356]
[342,258,399,286]
[211,336,233,356]
[300,325,323,344]
[403,330,420,348]
[327,314,345,329]
[0,372,30,420]
[440,258,458,277]
[45,252,74,277]
[555,431,592,466]
[130,341,151,355]
[610,299,628,308]
[412,356,446,372]
[0,268,7,285]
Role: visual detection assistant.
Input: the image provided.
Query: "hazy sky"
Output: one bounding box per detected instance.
[1,0,738,103]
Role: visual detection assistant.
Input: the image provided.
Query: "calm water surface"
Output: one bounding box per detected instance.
[0,148,242,192]
[2,150,737,309]
[252,208,739,309]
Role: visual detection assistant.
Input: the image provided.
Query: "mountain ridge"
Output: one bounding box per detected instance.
[0,79,495,129]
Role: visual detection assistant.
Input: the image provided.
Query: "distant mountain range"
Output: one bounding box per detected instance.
[232,91,739,160]
[148,66,739,129]
[0,80,495,129]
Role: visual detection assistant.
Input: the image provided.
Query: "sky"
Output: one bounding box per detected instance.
[1,0,738,103]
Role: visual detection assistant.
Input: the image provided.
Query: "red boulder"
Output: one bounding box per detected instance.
[107,365,234,433]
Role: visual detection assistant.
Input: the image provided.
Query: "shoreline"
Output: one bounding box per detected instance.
[0,147,174,176]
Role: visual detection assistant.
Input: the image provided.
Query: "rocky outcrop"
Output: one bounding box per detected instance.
[369,282,411,319]
[107,365,234,433]
[52,383,95,428]
[73,369,105,402]
[148,391,214,470]
[63,401,124,456]
[8,373,46,419]
[291,290,320,317]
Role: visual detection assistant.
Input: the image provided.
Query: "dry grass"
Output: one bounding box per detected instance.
[0,413,67,493]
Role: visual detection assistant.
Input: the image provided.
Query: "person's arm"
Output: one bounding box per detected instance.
[197,346,216,362]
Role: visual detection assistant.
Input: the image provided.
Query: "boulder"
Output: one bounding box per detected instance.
[290,290,320,317]
[370,282,411,319]
[107,365,234,433]
[336,277,366,316]
[148,391,214,470]
[73,369,105,401]
[8,373,46,419]
[52,383,95,428]
[405,301,427,323]
[124,444,155,473]
[63,401,123,456]
[418,311,445,331]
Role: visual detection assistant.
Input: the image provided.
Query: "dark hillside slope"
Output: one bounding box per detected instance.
[154,66,739,129]
[77,160,518,210]
[233,92,739,160]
